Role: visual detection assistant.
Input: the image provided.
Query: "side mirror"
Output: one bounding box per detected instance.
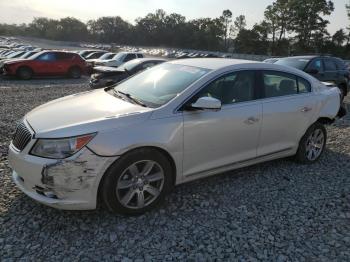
[190,97,221,110]
[306,68,319,75]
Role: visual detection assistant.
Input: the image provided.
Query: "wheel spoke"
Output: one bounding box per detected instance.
[146,172,163,182]
[120,189,136,206]
[307,150,313,160]
[137,191,145,208]
[117,179,133,189]
[141,161,154,176]
[144,185,160,196]
[128,163,139,177]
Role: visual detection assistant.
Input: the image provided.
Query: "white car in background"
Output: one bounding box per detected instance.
[86,52,116,65]
[94,52,144,67]
[9,59,342,215]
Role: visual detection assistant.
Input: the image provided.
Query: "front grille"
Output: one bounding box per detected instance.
[12,122,32,151]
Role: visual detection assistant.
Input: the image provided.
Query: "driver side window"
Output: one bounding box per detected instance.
[195,71,255,105]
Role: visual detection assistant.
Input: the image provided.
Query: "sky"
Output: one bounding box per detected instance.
[0,0,348,34]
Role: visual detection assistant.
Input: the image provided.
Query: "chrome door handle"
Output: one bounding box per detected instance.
[301,107,312,112]
[244,117,259,125]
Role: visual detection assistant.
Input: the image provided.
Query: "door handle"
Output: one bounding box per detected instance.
[301,107,312,112]
[244,117,259,125]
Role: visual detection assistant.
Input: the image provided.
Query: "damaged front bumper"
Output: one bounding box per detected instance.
[8,143,118,210]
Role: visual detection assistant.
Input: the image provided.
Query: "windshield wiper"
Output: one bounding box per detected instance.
[114,90,148,107]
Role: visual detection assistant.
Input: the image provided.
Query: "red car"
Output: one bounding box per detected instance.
[2,51,88,80]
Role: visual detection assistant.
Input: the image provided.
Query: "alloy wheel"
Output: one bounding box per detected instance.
[305,128,325,161]
[116,160,164,209]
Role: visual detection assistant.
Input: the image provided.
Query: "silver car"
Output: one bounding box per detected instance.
[8,59,341,215]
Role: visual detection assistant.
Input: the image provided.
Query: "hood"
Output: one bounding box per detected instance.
[0,58,25,66]
[4,59,28,65]
[26,89,152,138]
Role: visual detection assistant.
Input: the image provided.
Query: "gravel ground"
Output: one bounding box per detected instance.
[0,78,350,261]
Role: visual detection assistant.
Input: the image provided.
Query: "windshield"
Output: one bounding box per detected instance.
[275,58,310,70]
[21,51,36,58]
[7,51,23,58]
[28,51,46,60]
[122,59,142,71]
[113,63,210,108]
[99,53,115,60]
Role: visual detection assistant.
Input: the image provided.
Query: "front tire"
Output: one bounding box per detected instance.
[16,67,33,80]
[101,148,174,215]
[295,122,327,164]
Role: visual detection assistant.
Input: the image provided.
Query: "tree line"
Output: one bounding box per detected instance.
[0,0,349,58]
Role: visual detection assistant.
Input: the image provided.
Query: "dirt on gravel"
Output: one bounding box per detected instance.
[0,78,350,261]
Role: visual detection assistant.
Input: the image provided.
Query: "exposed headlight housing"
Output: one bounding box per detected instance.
[30,133,96,159]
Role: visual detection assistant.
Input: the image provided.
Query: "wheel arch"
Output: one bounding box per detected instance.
[96,146,177,206]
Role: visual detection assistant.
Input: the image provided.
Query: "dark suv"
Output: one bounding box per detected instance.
[275,56,349,99]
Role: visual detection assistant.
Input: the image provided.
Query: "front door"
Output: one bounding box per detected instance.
[182,70,262,177]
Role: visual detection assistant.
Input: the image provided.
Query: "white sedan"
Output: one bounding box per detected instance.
[8,59,342,215]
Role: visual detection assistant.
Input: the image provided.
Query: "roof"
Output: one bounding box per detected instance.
[170,58,261,70]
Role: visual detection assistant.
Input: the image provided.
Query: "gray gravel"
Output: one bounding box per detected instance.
[0,78,350,261]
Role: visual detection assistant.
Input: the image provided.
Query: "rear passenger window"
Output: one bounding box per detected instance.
[56,52,73,60]
[324,59,337,71]
[137,54,144,58]
[263,71,298,97]
[298,77,311,93]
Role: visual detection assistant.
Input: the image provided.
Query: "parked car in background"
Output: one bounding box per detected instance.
[9,59,342,214]
[84,51,108,60]
[86,52,116,65]
[90,58,166,88]
[2,51,88,80]
[94,52,144,67]
[275,56,349,100]
[78,50,104,59]
[263,58,280,64]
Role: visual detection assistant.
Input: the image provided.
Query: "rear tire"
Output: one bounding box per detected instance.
[339,86,346,102]
[295,122,327,164]
[101,148,174,215]
[68,66,81,79]
[16,67,33,80]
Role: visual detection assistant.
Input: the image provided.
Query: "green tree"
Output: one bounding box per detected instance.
[221,9,232,50]
[332,29,347,46]
[289,0,334,52]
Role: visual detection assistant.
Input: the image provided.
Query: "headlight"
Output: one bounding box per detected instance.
[30,133,95,159]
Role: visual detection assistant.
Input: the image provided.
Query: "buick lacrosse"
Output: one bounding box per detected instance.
[9,59,341,214]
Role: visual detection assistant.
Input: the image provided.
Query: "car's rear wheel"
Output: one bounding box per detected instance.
[16,67,33,80]
[68,66,81,79]
[295,122,327,164]
[339,85,346,101]
[101,148,173,215]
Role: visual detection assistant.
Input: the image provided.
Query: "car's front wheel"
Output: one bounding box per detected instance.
[16,66,33,80]
[295,122,327,164]
[101,148,174,215]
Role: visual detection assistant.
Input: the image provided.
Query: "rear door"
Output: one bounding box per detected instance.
[55,52,74,74]
[258,70,316,156]
[322,58,339,83]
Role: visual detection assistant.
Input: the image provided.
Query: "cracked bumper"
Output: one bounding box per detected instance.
[8,143,118,210]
